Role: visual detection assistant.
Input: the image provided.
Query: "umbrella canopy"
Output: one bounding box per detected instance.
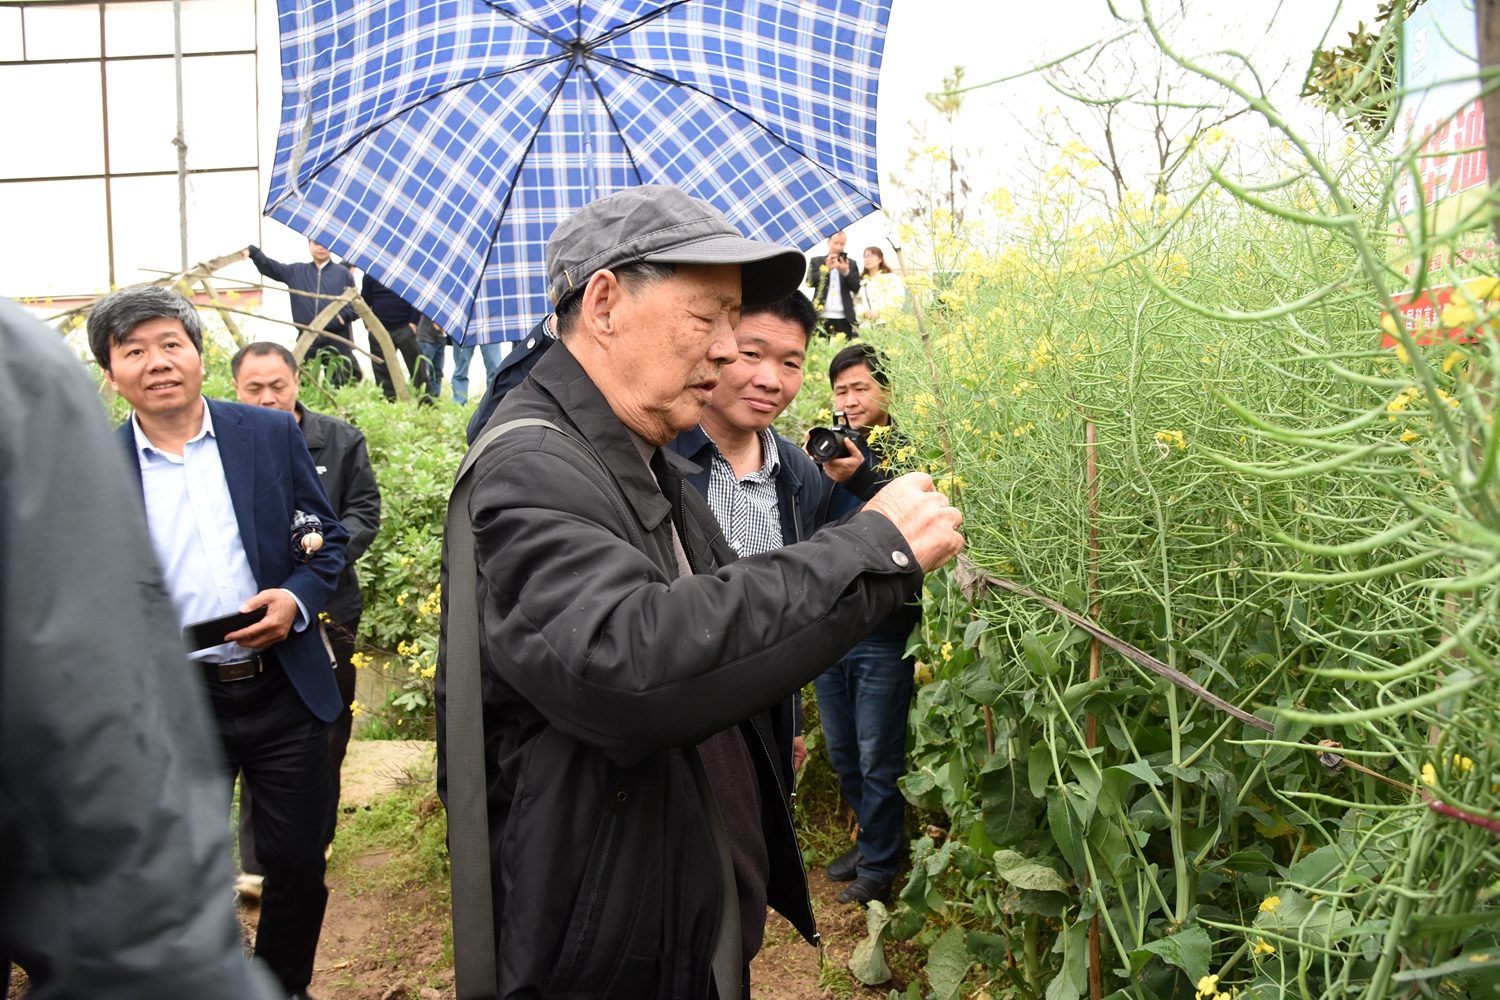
[265,0,892,344]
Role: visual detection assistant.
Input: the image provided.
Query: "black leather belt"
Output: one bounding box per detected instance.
[201,651,274,683]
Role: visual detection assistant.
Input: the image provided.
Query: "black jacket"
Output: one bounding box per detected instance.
[247,245,357,335]
[298,403,381,624]
[360,274,416,334]
[465,319,555,445]
[0,298,282,999]
[436,345,922,999]
[805,255,860,325]
[665,426,831,783]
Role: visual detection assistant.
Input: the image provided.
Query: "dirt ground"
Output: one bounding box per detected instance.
[9,740,921,999]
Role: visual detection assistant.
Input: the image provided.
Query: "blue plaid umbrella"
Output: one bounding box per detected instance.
[264,0,892,344]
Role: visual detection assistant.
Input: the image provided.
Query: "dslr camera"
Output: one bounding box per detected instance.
[806,410,860,464]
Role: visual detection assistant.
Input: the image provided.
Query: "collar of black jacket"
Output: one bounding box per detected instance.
[294,401,327,449]
[526,343,675,532]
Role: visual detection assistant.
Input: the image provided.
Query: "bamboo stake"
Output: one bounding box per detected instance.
[292,287,359,363]
[198,276,247,349]
[1085,419,1102,1000]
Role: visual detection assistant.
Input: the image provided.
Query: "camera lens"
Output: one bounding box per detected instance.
[806,427,840,463]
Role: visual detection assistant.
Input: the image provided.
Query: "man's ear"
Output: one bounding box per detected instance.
[578,269,625,345]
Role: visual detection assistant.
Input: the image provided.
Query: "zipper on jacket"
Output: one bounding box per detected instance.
[676,479,700,575]
[746,718,821,953]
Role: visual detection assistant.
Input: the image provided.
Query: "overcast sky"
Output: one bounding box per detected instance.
[0,0,1371,345]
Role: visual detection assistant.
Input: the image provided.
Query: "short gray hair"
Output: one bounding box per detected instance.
[88,286,204,371]
[554,261,678,340]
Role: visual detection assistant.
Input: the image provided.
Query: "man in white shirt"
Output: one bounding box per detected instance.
[91,286,349,1000]
[805,230,861,337]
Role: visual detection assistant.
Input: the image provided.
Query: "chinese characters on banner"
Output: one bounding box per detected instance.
[1385,0,1497,347]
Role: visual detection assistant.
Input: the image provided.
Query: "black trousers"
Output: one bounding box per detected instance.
[370,325,420,401]
[818,317,854,337]
[241,617,358,868]
[212,659,334,994]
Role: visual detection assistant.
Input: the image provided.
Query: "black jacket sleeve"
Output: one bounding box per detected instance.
[338,430,381,564]
[0,299,282,999]
[246,244,291,285]
[469,434,922,765]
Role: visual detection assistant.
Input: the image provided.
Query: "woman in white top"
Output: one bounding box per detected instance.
[858,246,905,325]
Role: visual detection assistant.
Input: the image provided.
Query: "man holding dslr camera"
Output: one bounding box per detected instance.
[807,344,918,905]
[805,230,860,337]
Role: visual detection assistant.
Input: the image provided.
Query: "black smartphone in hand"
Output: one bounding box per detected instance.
[182,606,268,653]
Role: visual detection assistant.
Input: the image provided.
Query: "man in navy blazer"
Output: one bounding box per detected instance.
[91,286,347,1000]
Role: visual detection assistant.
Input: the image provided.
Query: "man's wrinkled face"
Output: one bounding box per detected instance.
[832,361,890,430]
[308,240,331,265]
[827,232,847,258]
[706,313,806,434]
[610,263,741,442]
[106,316,205,416]
[234,352,300,413]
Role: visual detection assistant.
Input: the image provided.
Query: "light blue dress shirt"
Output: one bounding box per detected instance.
[133,403,306,663]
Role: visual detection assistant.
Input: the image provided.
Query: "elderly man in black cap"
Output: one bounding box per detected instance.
[437,185,963,1000]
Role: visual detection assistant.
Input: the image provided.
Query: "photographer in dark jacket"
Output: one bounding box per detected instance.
[810,343,920,906]
[439,185,963,1000]
[232,341,381,887]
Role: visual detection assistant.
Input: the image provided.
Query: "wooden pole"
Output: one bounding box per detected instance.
[1478,2,1500,203]
[1086,419,1103,1000]
[349,296,411,402]
[198,276,248,349]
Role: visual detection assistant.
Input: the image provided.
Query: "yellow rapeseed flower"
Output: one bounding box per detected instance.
[1155,430,1186,450]
[1259,895,1281,913]
[1454,755,1475,775]
[1422,762,1438,786]
[1196,975,1220,1000]
[1253,938,1276,957]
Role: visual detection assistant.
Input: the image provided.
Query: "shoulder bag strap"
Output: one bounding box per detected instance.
[446,417,560,1000]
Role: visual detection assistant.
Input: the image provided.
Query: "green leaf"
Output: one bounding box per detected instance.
[849,901,895,985]
[925,927,972,1000]
[1161,764,1202,783]
[1061,677,1111,715]
[968,930,1009,969]
[1029,743,1054,798]
[1045,920,1090,1000]
[1047,786,1087,878]
[887,906,927,942]
[1130,925,1212,984]
[963,617,988,649]
[900,862,931,915]
[1005,864,1072,893]
[1211,849,1274,873]
[1115,759,1163,786]
[1063,581,1088,610]
[1097,767,1135,816]
[1023,632,1063,677]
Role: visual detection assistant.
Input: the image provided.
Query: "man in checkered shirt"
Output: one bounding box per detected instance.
[666,291,826,784]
